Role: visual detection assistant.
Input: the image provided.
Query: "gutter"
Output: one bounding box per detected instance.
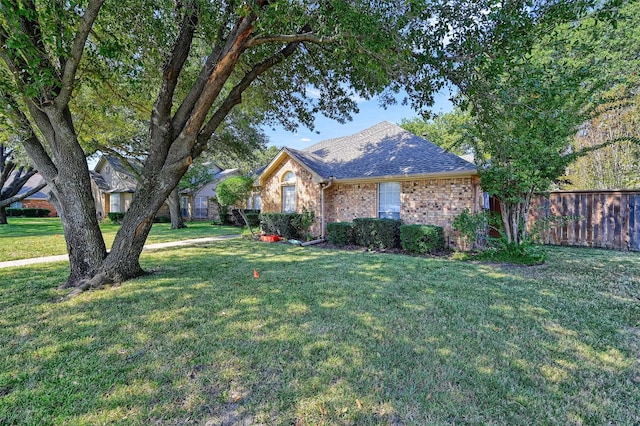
[320,176,334,239]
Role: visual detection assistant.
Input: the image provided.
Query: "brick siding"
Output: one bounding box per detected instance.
[260,154,481,238]
[260,157,323,235]
[22,199,58,217]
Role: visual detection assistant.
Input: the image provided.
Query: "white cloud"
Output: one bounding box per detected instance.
[301,138,312,142]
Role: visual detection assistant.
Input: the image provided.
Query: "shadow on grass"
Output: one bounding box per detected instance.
[1,242,638,424]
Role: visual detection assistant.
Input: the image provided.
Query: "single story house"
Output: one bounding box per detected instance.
[8,172,58,216]
[90,156,242,221]
[178,164,243,221]
[257,121,483,238]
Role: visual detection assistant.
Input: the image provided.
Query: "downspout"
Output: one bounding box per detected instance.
[321,176,334,239]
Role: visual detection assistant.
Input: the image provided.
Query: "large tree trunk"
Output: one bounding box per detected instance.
[167,187,187,229]
[0,206,7,225]
[24,107,108,287]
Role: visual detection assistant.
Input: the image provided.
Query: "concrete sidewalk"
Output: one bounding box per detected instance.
[0,234,241,269]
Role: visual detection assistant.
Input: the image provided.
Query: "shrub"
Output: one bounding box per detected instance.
[327,222,355,246]
[217,204,232,225]
[6,208,50,217]
[260,213,300,239]
[400,224,445,254]
[353,218,401,250]
[107,212,126,223]
[451,208,488,251]
[229,209,261,228]
[153,216,171,223]
[260,210,315,240]
[244,211,261,228]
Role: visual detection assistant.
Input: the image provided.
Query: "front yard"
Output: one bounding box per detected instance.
[0,240,638,424]
[0,218,240,261]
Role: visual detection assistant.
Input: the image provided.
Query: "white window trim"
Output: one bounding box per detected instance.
[378,182,401,220]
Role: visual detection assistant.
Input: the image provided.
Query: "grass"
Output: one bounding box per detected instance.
[1,241,638,424]
[0,217,241,261]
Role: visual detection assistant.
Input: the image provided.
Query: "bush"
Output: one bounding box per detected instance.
[260,210,314,240]
[327,222,355,246]
[107,212,126,223]
[6,208,51,217]
[260,213,300,239]
[229,209,261,227]
[353,218,401,250]
[153,216,171,223]
[217,204,232,225]
[451,208,488,251]
[244,211,261,228]
[400,224,445,254]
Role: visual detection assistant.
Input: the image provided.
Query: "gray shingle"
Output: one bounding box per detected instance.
[299,121,476,180]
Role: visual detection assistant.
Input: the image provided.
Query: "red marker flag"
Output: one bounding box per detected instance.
[253,269,260,279]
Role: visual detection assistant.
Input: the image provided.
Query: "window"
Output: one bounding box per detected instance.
[283,171,295,183]
[378,182,400,220]
[181,196,190,217]
[281,171,296,213]
[110,193,121,213]
[10,201,22,209]
[247,193,261,210]
[253,193,262,211]
[194,197,208,218]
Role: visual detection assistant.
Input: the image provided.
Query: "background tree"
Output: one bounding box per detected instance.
[0,94,47,224]
[399,108,473,157]
[216,176,256,236]
[417,0,638,247]
[0,142,46,224]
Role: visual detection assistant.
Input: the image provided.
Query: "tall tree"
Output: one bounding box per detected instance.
[421,0,639,246]
[399,108,473,157]
[0,0,437,292]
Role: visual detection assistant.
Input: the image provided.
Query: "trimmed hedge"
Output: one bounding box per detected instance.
[400,224,445,254]
[6,208,50,217]
[353,218,401,250]
[229,209,261,227]
[327,222,355,246]
[107,212,126,223]
[259,210,314,240]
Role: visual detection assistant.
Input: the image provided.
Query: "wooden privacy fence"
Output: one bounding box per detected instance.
[529,190,640,251]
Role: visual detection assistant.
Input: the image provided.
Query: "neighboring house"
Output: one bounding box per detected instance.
[179,165,243,221]
[90,156,138,219]
[10,172,58,217]
[258,121,483,238]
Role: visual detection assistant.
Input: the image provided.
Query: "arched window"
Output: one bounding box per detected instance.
[282,171,295,184]
[281,171,296,212]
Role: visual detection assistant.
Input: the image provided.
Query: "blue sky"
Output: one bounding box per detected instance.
[263,88,454,150]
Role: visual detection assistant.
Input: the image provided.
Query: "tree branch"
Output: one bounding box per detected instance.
[248,32,338,47]
[56,0,106,107]
[194,30,306,156]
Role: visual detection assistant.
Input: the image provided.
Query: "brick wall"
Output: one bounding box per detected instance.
[324,182,378,222]
[260,157,323,235]
[400,177,480,228]
[22,199,58,217]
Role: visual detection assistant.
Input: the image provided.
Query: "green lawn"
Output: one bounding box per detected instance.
[1,241,638,424]
[0,217,241,261]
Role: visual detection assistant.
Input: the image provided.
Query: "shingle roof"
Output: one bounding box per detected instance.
[297,121,476,180]
[15,172,50,199]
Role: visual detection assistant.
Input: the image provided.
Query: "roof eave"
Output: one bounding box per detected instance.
[331,169,478,185]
